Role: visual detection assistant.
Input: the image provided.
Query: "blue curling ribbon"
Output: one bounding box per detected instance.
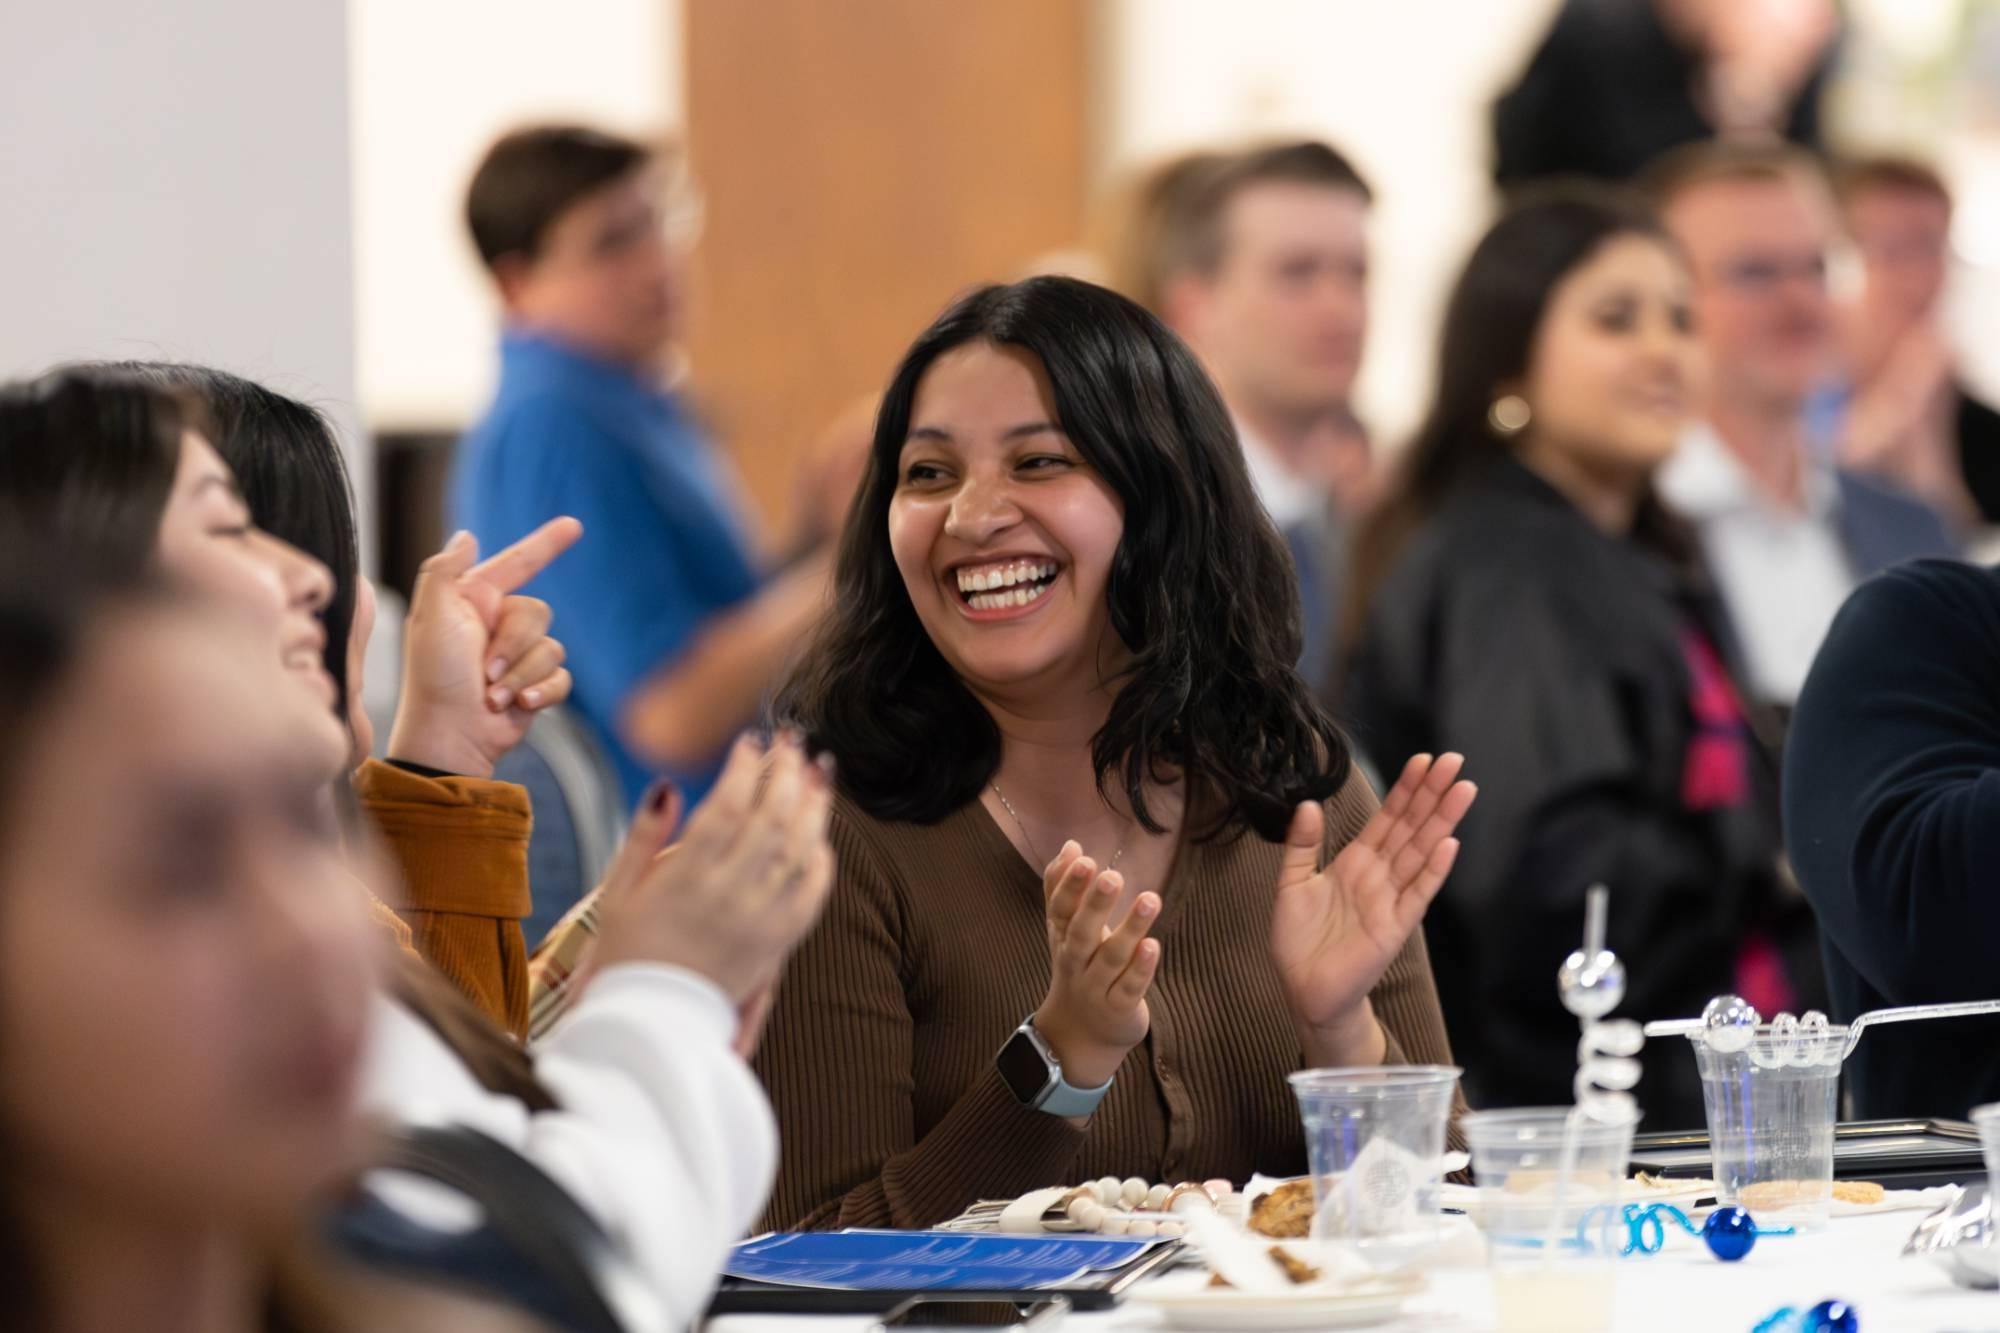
[1752,1298,1858,1333]
[1574,1203,1794,1258]
[1491,1201,1795,1259]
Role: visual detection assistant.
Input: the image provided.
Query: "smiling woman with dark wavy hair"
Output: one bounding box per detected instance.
[758,276,1476,1231]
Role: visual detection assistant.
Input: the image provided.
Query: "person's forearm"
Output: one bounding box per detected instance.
[534,965,780,1327]
[621,556,830,772]
[384,712,496,779]
[1297,998,1387,1069]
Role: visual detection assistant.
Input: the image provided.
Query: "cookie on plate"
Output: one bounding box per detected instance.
[1247,1179,1314,1239]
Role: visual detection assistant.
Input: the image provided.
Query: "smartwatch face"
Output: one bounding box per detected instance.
[996,1028,1056,1105]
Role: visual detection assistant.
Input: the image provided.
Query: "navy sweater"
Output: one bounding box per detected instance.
[1784,558,2000,1119]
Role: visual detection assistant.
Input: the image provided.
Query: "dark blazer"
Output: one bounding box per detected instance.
[1342,456,1786,1128]
[1835,468,1958,579]
[1955,387,2000,524]
[1785,559,2000,1119]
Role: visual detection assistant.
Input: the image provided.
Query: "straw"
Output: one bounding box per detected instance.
[1839,1000,2000,1060]
[1579,889,1608,1003]
[1642,998,2000,1059]
[1543,886,1610,1268]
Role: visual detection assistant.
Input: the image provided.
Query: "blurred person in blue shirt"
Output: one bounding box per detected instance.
[453,126,854,808]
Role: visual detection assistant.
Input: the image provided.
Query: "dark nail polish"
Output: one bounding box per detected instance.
[646,780,677,814]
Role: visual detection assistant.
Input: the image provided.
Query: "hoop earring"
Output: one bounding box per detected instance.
[1488,394,1532,436]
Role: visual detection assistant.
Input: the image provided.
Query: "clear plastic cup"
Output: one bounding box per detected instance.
[1970,1102,2000,1183]
[1463,1108,1637,1333]
[1288,1065,1461,1267]
[1690,1023,1845,1230]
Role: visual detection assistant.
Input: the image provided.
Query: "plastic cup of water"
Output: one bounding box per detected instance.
[1288,1065,1461,1267]
[1970,1102,2000,1182]
[1463,1108,1636,1333]
[1691,1022,1845,1230]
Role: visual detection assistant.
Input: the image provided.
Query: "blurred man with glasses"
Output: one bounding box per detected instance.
[1827,156,2000,531]
[1647,142,1955,715]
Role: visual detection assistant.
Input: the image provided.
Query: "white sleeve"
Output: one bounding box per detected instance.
[358,963,777,1332]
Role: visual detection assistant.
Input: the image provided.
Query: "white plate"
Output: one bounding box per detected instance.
[1440,1176,1715,1224]
[1129,1274,1421,1330]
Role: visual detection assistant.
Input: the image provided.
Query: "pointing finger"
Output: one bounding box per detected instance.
[466,516,583,594]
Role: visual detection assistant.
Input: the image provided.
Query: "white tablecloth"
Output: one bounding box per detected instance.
[710,1209,2000,1333]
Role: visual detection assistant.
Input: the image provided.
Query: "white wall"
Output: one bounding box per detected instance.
[1098,0,1565,448]
[0,0,361,501]
[349,0,682,431]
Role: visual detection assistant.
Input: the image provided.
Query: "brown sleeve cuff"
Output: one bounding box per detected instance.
[353,758,533,919]
[826,1065,1089,1231]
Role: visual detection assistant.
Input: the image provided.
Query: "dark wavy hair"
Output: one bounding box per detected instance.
[0,368,194,576]
[1345,184,1689,646]
[0,366,555,1132]
[106,364,359,707]
[777,276,1349,842]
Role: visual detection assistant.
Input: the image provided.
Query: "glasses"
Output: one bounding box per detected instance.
[1858,236,1946,268]
[1715,254,1827,296]
[659,180,706,252]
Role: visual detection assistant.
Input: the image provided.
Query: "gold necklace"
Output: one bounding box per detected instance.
[990,781,1127,872]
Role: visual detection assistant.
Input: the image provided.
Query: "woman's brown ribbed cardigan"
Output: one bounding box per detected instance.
[754,767,1467,1232]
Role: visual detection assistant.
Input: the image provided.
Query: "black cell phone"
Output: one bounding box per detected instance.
[870,1297,1070,1331]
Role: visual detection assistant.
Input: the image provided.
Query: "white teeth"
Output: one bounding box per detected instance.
[964,576,1055,612]
[955,560,1057,595]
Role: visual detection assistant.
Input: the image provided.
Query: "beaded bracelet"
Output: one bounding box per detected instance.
[1050,1177,1238,1236]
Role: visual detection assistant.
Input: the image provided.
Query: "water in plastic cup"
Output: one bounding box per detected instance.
[1970,1102,2000,1183]
[1287,1066,1460,1267]
[1463,1108,1637,1333]
[1691,1023,1845,1230]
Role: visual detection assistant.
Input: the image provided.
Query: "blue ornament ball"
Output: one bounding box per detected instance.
[1804,1299,1857,1333]
[1702,1206,1757,1261]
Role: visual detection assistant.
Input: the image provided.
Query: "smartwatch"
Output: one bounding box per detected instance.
[996,1017,1112,1117]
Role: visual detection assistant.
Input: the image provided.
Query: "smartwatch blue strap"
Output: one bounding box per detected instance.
[1037,1070,1112,1117]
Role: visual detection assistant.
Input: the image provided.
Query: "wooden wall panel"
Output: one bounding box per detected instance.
[685,0,1089,526]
